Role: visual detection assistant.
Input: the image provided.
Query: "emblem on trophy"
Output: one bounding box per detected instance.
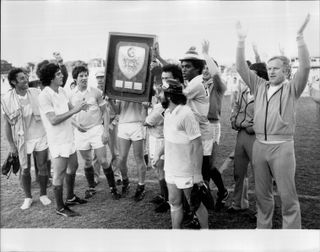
[118,45,146,80]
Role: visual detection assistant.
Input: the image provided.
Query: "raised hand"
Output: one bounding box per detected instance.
[201,40,210,55]
[252,42,258,54]
[297,14,310,36]
[236,21,247,41]
[152,42,160,60]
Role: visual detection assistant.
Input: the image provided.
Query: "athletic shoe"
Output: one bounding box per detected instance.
[122,179,130,196]
[116,179,122,186]
[184,215,201,229]
[39,195,52,206]
[56,206,80,217]
[20,198,33,210]
[84,188,97,199]
[65,195,88,206]
[155,201,170,213]
[110,187,121,200]
[215,190,229,211]
[134,184,145,202]
[150,195,165,205]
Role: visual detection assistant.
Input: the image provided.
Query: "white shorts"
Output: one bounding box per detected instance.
[118,122,145,141]
[210,122,221,144]
[26,135,48,154]
[202,138,214,156]
[74,124,105,151]
[49,142,76,159]
[149,135,164,161]
[165,174,203,189]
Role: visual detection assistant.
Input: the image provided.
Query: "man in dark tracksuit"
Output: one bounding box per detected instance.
[236,15,311,228]
[228,63,269,212]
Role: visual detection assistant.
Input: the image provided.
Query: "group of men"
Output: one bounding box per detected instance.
[2,14,312,229]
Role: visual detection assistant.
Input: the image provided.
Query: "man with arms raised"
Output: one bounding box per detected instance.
[235,15,310,228]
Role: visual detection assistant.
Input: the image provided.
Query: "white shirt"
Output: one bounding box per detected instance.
[38,87,74,146]
[163,105,202,178]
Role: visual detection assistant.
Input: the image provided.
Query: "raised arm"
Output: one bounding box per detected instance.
[152,42,168,66]
[236,21,265,94]
[292,14,311,98]
[252,42,261,63]
[202,40,220,76]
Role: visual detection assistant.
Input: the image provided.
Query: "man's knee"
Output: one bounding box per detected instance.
[169,203,182,213]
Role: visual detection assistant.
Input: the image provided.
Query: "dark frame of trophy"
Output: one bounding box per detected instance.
[104,32,157,102]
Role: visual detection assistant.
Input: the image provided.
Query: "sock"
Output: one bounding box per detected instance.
[84,166,96,188]
[202,156,211,184]
[53,185,64,210]
[122,177,129,187]
[65,173,76,199]
[144,154,149,166]
[21,173,32,198]
[210,167,226,194]
[39,175,48,196]
[159,179,168,201]
[103,166,116,189]
[47,160,52,178]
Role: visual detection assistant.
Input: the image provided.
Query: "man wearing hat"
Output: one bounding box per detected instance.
[179,46,229,209]
[153,78,208,229]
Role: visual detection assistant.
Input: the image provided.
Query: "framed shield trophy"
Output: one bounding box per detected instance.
[104,32,157,102]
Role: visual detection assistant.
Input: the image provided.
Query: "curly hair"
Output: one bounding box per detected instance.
[72,65,89,80]
[38,63,61,87]
[7,68,25,88]
[162,64,184,83]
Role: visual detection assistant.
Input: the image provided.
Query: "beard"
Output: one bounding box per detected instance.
[161,97,169,109]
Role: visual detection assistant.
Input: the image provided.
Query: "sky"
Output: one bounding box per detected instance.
[1,0,319,67]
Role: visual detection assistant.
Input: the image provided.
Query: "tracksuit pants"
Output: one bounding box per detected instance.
[232,129,255,209]
[253,140,301,229]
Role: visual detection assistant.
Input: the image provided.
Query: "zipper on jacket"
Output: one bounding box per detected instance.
[264,85,284,141]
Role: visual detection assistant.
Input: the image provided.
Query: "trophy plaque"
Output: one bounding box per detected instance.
[105,32,157,102]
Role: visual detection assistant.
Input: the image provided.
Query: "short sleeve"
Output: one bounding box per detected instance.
[145,105,164,126]
[183,81,202,100]
[95,88,106,107]
[181,111,201,140]
[39,91,54,114]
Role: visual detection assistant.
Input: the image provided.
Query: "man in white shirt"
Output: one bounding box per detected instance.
[38,63,88,217]
[153,79,208,229]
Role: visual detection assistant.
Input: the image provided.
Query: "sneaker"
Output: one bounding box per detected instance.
[85,188,97,199]
[150,195,165,205]
[134,184,145,202]
[39,195,52,206]
[65,195,88,206]
[155,201,170,213]
[110,187,121,200]
[122,180,130,196]
[20,198,33,210]
[184,215,201,229]
[56,206,80,217]
[215,190,229,211]
[116,179,122,186]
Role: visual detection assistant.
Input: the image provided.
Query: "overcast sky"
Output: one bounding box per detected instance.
[1,1,319,67]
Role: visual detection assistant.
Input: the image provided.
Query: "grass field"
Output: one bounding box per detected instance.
[1,95,319,229]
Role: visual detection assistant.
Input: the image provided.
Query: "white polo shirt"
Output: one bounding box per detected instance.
[38,86,74,146]
[163,105,202,177]
[69,87,106,130]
